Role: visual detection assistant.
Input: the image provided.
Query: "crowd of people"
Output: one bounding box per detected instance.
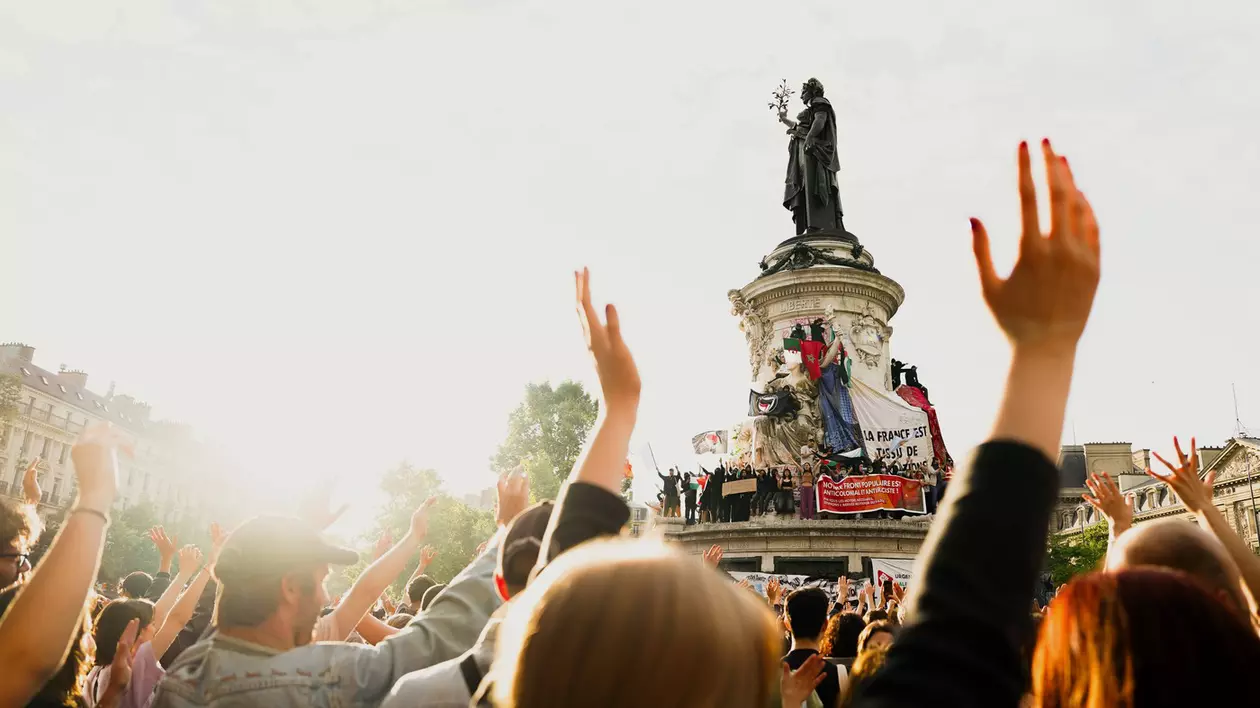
[3,140,1259,707]
[656,456,953,524]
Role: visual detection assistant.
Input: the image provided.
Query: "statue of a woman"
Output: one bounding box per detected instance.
[816,330,865,456]
[778,78,843,234]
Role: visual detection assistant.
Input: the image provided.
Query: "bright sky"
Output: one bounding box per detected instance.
[3,1,1259,533]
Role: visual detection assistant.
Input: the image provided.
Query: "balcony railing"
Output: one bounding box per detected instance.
[28,408,50,423]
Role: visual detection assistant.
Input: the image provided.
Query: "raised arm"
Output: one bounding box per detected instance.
[1082,472,1133,550]
[0,423,129,707]
[21,457,41,506]
[152,524,224,658]
[325,499,437,642]
[857,140,1100,707]
[151,545,200,630]
[820,334,843,369]
[535,269,638,569]
[1151,437,1260,616]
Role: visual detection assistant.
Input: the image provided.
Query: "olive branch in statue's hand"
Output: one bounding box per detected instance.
[769,79,795,125]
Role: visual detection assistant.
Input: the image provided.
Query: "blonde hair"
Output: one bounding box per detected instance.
[491,540,780,708]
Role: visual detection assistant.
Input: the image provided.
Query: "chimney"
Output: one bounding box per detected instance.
[60,370,89,390]
[1132,448,1151,473]
[0,343,35,364]
[1199,446,1226,471]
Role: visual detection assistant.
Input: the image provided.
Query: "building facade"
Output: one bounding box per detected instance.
[1054,437,1260,550]
[0,342,234,529]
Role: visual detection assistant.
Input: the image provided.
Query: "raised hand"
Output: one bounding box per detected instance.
[837,575,851,603]
[419,545,438,569]
[863,583,877,604]
[1150,436,1214,513]
[1083,471,1133,533]
[702,544,723,567]
[781,654,826,708]
[971,140,1100,355]
[176,545,202,576]
[21,457,41,506]
[149,527,178,563]
[496,467,530,527]
[207,522,227,569]
[576,268,641,414]
[408,497,438,541]
[71,422,133,513]
[472,541,488,560]
[380,594,396,616]
[373,530,393,562]
[765,576,783,606]
[298,487,349,532]
[103,618,140,703]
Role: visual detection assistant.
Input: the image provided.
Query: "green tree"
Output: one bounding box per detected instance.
[0,373,20,424]
[344,462,497,598]
[1045,522,1110,586]
[491,381,598,500]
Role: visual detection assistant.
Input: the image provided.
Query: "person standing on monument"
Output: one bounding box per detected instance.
[778,78,843,234]
[657,468,681,518]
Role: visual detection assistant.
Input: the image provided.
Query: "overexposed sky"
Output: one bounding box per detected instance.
[3,1,1259,530]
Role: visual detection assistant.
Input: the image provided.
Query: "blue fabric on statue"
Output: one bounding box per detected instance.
[818,363,864,455]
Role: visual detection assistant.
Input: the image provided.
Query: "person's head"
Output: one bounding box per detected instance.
[406,574,437,610]
[0,585,93,705]
[496,501,555,601]
[212,516,357,647]
[421,583,446,610]
[863,608,888,625]
[1033,568,1260,707]
[386,612,414,629]
[94,599,156,665]
[820,611,866,659]
[784,587,829,642]
[840,644,890,708]
[857,619,895,654]
[491,540,780,708]
[1106,518,1250,620]
[0,499,40,588]
[120,571,153,599]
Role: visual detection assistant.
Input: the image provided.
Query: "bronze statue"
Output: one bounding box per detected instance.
[776,78,843,234]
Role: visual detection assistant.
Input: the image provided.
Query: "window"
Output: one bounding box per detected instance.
[58,384,66,393]
[20,431,32,456]
[75,392,83,400]
[39,376,48,385]
[20,367,30,376]
[40,437,51,457]
[58,442,68,465]
[93,401,102,409]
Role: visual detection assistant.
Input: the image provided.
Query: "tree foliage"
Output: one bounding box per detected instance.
[343,462,497,598]
[0,373,21,424]
[491,381,598,500]
[1045,522,1110,586]
[69,502,216,585]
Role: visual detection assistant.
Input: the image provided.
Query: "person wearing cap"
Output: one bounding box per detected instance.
[151,496,507,707]
[381,494,554,708]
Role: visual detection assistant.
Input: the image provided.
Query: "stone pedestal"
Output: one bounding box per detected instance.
[730,231,905,393]
[663,517,928,574]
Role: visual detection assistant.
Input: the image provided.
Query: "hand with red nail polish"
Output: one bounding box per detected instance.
[970,140,1101,356]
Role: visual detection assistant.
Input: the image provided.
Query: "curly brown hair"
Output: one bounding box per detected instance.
[820,611,866,659]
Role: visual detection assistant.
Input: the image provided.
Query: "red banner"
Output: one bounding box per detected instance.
[816,474,927,515]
